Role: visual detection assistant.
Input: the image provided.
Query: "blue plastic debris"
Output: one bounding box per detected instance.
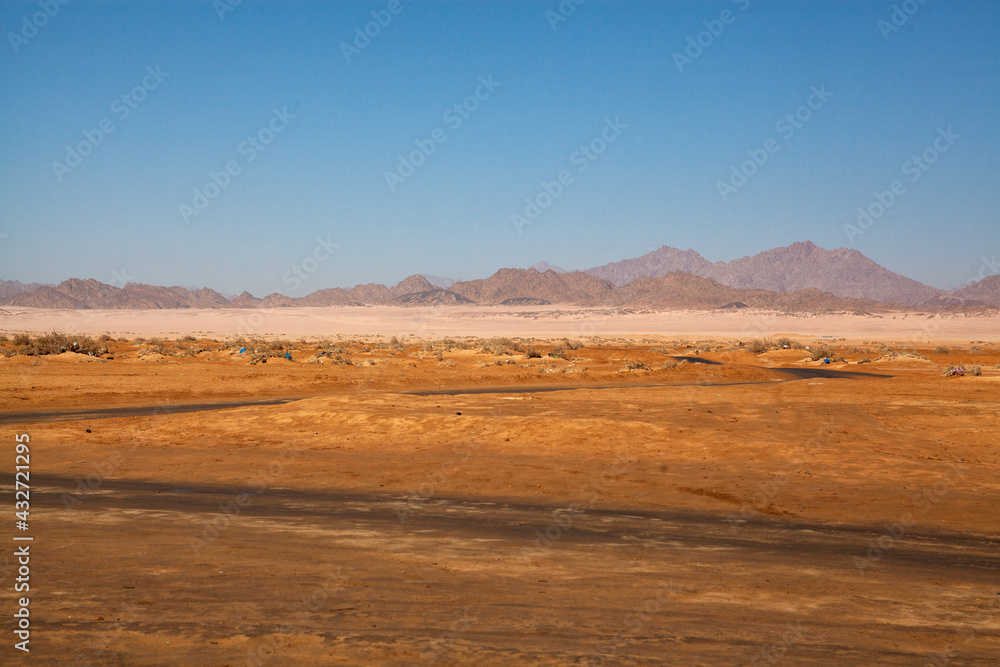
[239,347,246,354]
[285,351,292,360]
[822,358,831,364]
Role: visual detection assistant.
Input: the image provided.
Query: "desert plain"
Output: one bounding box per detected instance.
[0,306,998,665]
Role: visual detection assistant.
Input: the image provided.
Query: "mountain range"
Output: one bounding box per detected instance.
[584,241,947,305]
[2,242,997,311]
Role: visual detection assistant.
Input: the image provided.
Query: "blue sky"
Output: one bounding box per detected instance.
[1,0,997,296]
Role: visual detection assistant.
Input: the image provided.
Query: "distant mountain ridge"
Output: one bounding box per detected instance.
[951,274,1000,307]
[529,261,567,274]
[0,280,48,301]
[585,241,944,306]
[2,242,996,312]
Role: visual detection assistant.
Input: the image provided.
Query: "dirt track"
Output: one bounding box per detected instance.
[1,337,998,664]
[24,474,1000,666]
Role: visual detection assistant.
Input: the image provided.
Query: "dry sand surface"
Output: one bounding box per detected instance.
[0,333,998,665]
[1,305,999,342]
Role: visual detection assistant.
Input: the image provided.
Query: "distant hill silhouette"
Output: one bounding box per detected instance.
[586,241,944,305]
[951,274,1000,307]
[2,242,996,313]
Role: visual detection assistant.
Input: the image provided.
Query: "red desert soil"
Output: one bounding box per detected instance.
[0,336,998,665]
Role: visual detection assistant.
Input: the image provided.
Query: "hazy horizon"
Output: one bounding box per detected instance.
[2,238,996,298]
[2,0,998,295]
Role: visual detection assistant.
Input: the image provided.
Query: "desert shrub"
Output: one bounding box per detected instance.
[0,334,7,343]
[331,354,353,365]
[745,338,773,355]
[809,347,834,362]
[238,338,289,357]
[774,338,804,350]
[381,335,407,351]
[934,345,949,354]
[942,365,981,377]
[249,352,270,365]
[970,346,982,354]
[523,348,541,359]
[423,337,471,352]
[479,337,524,355]
[661,361,679,370]
[180,335,196,343]
[858,357,872,364]
[434,350,444,361]
[12,333,30,346]
[624,361,650,371]
[549,344,568,360]
[14,332,106,356]
[561,338,583,350]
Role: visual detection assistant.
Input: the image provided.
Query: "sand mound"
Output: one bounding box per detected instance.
[48,351,103,362]
[0,355,39,365]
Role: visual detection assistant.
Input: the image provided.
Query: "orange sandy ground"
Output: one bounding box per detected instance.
[0,335,998,665]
